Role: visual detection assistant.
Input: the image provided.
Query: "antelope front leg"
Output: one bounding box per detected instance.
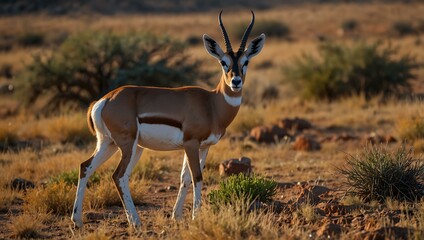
[183,140,203,219]
[172,147,209,219]
[172,153,190,219]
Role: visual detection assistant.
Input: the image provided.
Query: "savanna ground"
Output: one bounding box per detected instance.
[1,2,424,239]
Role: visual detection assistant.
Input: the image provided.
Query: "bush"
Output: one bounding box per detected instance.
[339,145,424,202]
[15,31,203,112]
[49,170,101,186]
[392,21,416,36]
[208,174,277,207]
[234,20,290,40]
[341,19,359,32]
[283,41,418,100]
[17,32,44,47]
[417,19,424,33]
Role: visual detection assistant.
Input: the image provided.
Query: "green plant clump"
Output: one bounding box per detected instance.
[340,145,424,202]
[50,170,101,186]
[208,174,277,207]
[283,41,418,100]
[17,32,44,47]
[392,21,416,36]
[234,20,290,40]
[15,31,204,112]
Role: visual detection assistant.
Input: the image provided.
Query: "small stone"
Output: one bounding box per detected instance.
[219,157,252,176]
[10,178,35,191]
[293,134,321,151]
[166,186,177,191]
[317,222,342,237]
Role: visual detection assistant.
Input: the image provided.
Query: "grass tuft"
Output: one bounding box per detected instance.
[9,214,45,239]
[182,200,279,239]
[49,169,101,186]
[24,181,75,215]
[340,145,424,202]
[208,174,277,208]
[396,114,424,142]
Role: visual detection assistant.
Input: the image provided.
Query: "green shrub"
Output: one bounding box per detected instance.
[392,21,416,36]
[208,174,277,207]
[283,41,418,100]
[339,145,424,202]
[261,84,279,101]
[50,170,101,186]
[234,20,290,40]
[17,32,44,47]
[417,19,424,33]
[15,31,203,112]
[341,19,359,32]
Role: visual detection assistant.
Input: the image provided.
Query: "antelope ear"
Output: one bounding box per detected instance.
[245,33,266,59]
[203,34,225,60]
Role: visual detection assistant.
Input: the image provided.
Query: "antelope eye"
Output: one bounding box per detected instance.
[220,60,227,67]
[243,60,249,66]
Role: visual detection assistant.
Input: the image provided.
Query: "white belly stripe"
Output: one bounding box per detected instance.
[138,123,222,151]
[138,123,184,151]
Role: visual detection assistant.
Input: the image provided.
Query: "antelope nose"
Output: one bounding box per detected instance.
[232,79,241,86]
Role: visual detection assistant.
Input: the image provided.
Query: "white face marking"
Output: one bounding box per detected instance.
[240,55,248,75]
[223,91,242,107]
[138,123,184,151]
[220,55,231,73]
[230,76,242,92]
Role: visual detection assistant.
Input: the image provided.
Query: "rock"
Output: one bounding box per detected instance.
[249,125,289,144]
[309,185,330,196]
[277,117,312,132]
[363,133,397,144]
[166,186,177,191]
[296,186,321,205]
[317,222,342,237]
[10,178,35,191]
[293,134,321,151]
[368,227,411,240]
[219,157,252,176]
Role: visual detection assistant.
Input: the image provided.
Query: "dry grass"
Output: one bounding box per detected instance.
[180,202,280,240]
[8,213,47,239]
[0,2,424,239]
[24,181,76,215]
[0,187,19,213]
[396,112,424,142]
[87,178,149,209]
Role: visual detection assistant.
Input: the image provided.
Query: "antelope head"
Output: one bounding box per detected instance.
[203,11,266,93]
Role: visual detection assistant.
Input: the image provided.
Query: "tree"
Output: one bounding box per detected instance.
[16,32,204,112]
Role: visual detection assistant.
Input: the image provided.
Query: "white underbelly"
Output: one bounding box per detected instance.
[137,123,222,151]
[138,123,184,151]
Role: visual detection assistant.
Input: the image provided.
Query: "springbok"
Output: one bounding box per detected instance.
[71,11,265,228]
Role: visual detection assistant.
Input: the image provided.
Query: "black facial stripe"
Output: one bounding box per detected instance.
[229,51,244,76]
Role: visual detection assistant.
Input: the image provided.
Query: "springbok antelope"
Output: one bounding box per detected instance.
[71,11,265,228]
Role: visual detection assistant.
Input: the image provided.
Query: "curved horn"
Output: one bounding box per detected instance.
[219,10,233,52]
[239,10,255,52]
